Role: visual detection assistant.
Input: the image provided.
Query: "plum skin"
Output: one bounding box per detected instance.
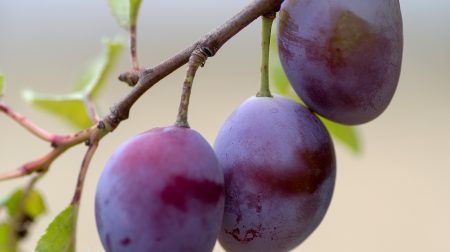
[215,96,336,252]
[278,0,403,125]
[95,126,224,252]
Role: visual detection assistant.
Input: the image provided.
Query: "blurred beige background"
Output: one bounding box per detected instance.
[1,0,449,251]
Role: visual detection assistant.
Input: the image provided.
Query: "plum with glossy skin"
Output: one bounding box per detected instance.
[278,0,403,125]
[215,96,336,252]
[95,126,224,252]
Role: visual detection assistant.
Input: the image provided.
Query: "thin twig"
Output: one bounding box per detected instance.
[0,147,66,182]
[71,141,99,205]
[83,96,100,124]
[0,102,55,142]
[130,24,139,71]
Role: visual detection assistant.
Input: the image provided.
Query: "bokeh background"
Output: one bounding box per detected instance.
[1,0,449,251]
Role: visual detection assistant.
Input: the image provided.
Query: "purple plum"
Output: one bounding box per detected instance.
[215,96,336,251]
[95,126,224,252]
[278,0,403,124]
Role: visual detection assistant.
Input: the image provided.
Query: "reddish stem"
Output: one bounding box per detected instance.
[0,102,55,142]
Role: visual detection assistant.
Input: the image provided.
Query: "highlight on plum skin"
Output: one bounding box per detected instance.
[215,96,336,252]
[278,0,403,125]
[95,126,224,252]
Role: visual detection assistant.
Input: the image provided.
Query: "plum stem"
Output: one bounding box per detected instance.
[175,48,209,128]
[71,140,100,205]
[257,13,276,98]
[130,24,140,71]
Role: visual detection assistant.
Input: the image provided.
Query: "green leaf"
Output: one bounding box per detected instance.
[0,74,4,96]
[108,0,128,28]
[2,189,46,220]
[0,189,46,252]
[108,0,143,29]
[23,191,46,220]
[23,39,124,129]
[0,223,13,252]
[75,39,125,99]
[130,0,142,26]
[319,117,361,153]
[36,206,78,252]
[269,28,361,153]
[23,91,92,129]
[0,223,10,245]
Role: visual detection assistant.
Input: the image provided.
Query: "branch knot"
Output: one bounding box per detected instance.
[190,47,209,68]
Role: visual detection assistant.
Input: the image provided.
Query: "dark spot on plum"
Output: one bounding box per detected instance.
[225,225,262,243]
[121,237,131,246]
[251,143,334,195]
[226,228,241,241]
[244,229,261,242]
[223,172,243,223]
[298,143,334,193]
[160,176,223,211]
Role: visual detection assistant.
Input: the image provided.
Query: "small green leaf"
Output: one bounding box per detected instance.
[0,223,14,252]
[23,191,46,220]
[108,0,143,29]
[0,74,4,96]
[320,117,361,153]
[22,39,124,129]
[108,0,128,28]
[1,189,46,252]
[36,206,78,252]
[75,39,125,99]
[0,223,10,244]
[269,28,361,153]
[130,0,143,26]
[2,189,46,220]
[23,91,92,129]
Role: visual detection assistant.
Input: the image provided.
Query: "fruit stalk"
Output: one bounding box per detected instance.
[175,48,209,128]
[71,142,99,205]
[257,13,275,98]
